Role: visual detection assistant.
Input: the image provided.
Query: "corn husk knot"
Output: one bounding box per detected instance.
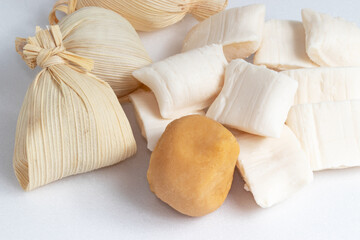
[35,45,65,69]
[188,0,229,21]
[16,25,93,72]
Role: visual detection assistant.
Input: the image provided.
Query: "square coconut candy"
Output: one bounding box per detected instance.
[206,59,298,138]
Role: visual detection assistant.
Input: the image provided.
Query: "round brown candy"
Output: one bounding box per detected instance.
[147,115,240,217]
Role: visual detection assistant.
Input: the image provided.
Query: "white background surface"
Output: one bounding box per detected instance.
[1,0,360,239]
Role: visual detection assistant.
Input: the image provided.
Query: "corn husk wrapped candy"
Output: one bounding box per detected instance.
[19,7,151,98]
[49,0,228,32]
[14,25,136,191]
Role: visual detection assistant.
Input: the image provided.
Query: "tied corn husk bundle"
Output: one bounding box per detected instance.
[21,7,151,98]
[49,0,228,32]
[14,25,137,191]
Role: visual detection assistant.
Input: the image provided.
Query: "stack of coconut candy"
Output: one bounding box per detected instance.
[13,1,360,216]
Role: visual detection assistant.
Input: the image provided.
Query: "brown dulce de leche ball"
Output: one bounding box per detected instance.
[147,115,240,217]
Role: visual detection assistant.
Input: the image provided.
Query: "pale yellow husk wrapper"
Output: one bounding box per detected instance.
[43,7,151,98]
[49,0,228,32]
[14,25,137,191]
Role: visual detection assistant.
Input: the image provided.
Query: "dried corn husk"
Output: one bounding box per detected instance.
[49,0,228,32]
[14,25,136,191]
[21,7,151,98]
